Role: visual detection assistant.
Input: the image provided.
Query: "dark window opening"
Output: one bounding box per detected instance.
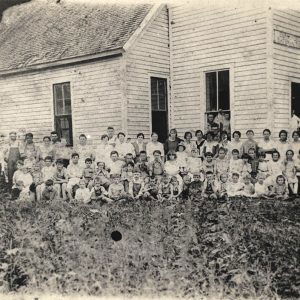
[291,82,300,118]
[53,82,73,146]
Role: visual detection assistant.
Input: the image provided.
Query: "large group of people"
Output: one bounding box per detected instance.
[0,120,299,204]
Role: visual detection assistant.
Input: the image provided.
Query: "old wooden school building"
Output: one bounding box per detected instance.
[0,0,299,145]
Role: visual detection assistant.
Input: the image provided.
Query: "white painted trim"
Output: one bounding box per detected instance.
[200,63,235,133]
[49,74,76,146]
[123,4,166,52]
[0,49,123,77]
[148,72,170,140]
[120,54,128,135]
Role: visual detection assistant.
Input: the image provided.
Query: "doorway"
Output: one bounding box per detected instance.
[291,82,300,117]
[151,77,169,143]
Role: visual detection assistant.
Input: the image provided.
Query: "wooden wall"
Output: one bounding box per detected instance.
[272,8,300,136]
[0,57,123,146]
[125,5,170,139]
[170,5,269,138]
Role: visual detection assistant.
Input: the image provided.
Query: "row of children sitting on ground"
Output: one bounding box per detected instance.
[10,141,299,202]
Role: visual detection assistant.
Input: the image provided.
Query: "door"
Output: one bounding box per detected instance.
[151,77,168,143]
[291,82,300,117]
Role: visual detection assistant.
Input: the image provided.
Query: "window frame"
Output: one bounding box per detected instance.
[52,81,73,146]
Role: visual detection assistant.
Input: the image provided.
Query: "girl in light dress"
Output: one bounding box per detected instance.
[282,150,298,195]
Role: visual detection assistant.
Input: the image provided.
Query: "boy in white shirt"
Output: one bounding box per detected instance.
[107,151,123,175]
[66,153,83,201]
[228,173,244,197]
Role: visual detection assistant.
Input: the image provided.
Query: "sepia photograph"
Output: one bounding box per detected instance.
[0,0,299,299]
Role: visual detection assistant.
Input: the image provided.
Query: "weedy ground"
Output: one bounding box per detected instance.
[0,182,299,300]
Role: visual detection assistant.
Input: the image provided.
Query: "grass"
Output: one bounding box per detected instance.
[0,183,299,299]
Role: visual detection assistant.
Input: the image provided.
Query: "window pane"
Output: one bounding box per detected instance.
[63,83,71,100]
[151,78,159,111]
[158,94,166,111]
[206,72,217,111]
[218,70,230,110]
[54,85,63,100]
[55,100,64,115]
[151,95,159,111]
[65,99,72,115]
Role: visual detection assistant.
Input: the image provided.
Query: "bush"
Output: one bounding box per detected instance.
[0,192,299,299]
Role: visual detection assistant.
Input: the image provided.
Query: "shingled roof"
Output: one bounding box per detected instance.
[0,0,153,72]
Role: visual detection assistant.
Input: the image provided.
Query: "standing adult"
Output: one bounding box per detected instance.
[74,134,95,168]
[39,136,55,162]
[194,130,206,158]
[258,129,277,161]
[50,131,60,145]
[115,132,135,159]
[95,134,114,164]
[164,128,183,156]
[107,126,117,147]
[3,132,22,190]
[132,133,147,160]
[291,131,300,155]
[276,130,291,162]
[146,132,164,162]
[20,133,40,168]
[228,131,243,157]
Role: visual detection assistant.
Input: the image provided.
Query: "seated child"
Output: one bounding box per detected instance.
[107,151,123,175]
[202,152,215,175]
[170,176,182,199]
[186,149,203,177]
[29,162,43,201]
[95,161,110,179]
[241,174,255,197]
[12,161,33,200]
[202,171,218,199]
[266,151,283,186]
[254,173,268,198]
[41,179,58,202]
[248,147,259,181]
[215,147,229,179]
[218,173,229,200]
[257,152,270,177]
[90,177,112,204]
[108,174,127,201]
[143,176,159,201]
[53,159,69,200]
[176,142,188,170]
[227,173,245,197]
[74,178,91,204]
[158,174,174,201]
[128,168,145,200]
[90,172,111,191]
[240,154,252,179]
[282,150,298,195]
[164,151,180,177]
[148,150,164,180]
[82,158,95,186]
[268,175,289,200]
[188,172,203,198]
[41,156,56,182]
[66,153,83,201]
[229,149,244,175]
[135,151,150,178]
[181,174,192,200]
[122,161,135,192]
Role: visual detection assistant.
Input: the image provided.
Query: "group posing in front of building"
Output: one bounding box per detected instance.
[0,113,299,203]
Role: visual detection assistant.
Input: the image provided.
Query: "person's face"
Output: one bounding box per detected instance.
[126,155,133,162]
[95,182,101,189]
[33,164,40,171]
[140,153,147,161]
[133,172,140,180]
[186,134,192,141]
[152,134,158,142]
[119,134,125,143]
[196,132,203,140]
[107,129,114,137]
[258,156,265,162]
[150,178,157,185]
[272,153,279,161]
[244,177,250,184]
[137,135,144,143]
[219,150,226,159]
[214,135,220,142]
[191,150,198,157]
[224,113,230,120]
[208,115,214,123]
[72,156,79,164]
[193,175,200,182]
[154,153,160,160]
[178,146,184,152]
[206,174,213,181]
[45,159,52,167]
[79,136,87,145]
[102,136,109,143]
[79,181,86,189]
[232,152,239,160]
[246,132,254,140]
[26,136,33,144]
[111,154,118,162]
[98,162,105,169]
[277,177,284,185]
[10,133,17,141]
[286,151,294,160]
[44,138,50,146]
[57,163,63,170]
[127,165,134,172]
[232,175,239,183]
[207,134,213,142]
[206,155,212,162]
[17,163,23,170]
[163,177,170,184]
[169,154,175,160]
[279,132,287,141]
[293,132,299,141]
[233,133,240,141]
[51,134,58,142]
[46,185,54,191]
[170,131,176,139]
[248,150,255,158]
[85,161,92,168]
[220,175,228,183]
[243,158,248,163]
[263,131,270,140]
[113,177,120,184]
[258,177,265,184]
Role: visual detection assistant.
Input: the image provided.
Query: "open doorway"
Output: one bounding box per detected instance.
[151,77,169,143]
[291,82,300,117]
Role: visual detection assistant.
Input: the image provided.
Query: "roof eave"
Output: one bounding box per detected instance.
[0,48,124,78]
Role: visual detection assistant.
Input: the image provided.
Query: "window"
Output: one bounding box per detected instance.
[53,82,73,146]
[205,69,230,112]
[150,77,168,142]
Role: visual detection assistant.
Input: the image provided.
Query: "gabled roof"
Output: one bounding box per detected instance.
[0,0,153,72]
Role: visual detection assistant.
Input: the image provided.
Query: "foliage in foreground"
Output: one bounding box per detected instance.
[0,189,299,299]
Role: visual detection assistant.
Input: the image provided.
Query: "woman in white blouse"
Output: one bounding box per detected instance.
[146,132,164,162]
[95,134,114,164]
[115,132,135,159]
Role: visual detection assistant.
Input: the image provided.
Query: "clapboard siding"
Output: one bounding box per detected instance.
[170,5,268,137]
[273,9,300,133]
[125,6,170,139]
[0,58,123,145]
